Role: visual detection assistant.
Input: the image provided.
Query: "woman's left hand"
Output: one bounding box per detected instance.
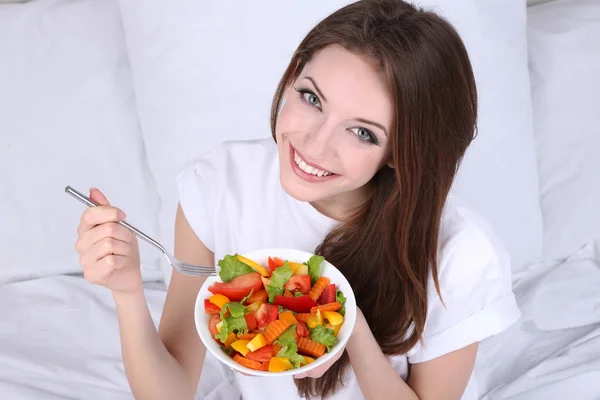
[294,308,364,379]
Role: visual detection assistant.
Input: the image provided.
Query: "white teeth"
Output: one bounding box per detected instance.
[293,150,332,177]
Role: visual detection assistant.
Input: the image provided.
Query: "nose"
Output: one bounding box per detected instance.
[301,118,337,160]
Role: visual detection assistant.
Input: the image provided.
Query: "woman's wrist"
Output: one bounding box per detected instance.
[348,307,368,346]
[111,283,145,305]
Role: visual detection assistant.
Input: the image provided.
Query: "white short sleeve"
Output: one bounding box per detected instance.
[176,146,224,253]
[407,210,522,363]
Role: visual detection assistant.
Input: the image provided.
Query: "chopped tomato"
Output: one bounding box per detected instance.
[255,303,278,330]
[268,256,286,271]
[208,272,263,301]
[245,313,257,331]
[284,274,311,294]
[296,321,309,338]
[273,295,317,313]
[208,314,221,339]
[204,299,221,315]
[246,345,274,362]
[317,284,336,305]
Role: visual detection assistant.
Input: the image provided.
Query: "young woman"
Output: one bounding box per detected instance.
[74,0,521,399]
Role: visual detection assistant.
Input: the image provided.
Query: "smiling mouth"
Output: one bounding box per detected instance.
[288,144,338,182]
[293,151,333,177]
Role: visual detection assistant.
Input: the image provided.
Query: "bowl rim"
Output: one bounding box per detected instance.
[194,247,357,377]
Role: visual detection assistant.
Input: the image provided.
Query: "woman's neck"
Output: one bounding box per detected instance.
[309,185,371,223]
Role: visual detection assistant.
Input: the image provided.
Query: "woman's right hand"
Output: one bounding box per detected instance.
[75,188,142,293]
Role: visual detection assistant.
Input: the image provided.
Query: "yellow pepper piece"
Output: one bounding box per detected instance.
[278,310,298,325]
[288,262,305,275]
[224,332,237,349]
[247,333,267,352]
[216,320,224,333]
[325,323,341,336]
[268,357,294,372]
[231,340,251,357]
[307,310,324,329]
[303,356,315,365]
[237,255,270,277]
[247,300,263,313]
[323,311,344,326]
[209,294,230,309]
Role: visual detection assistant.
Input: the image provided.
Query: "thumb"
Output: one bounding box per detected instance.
[89,187,111,206]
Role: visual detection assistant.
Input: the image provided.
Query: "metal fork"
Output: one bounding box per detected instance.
[65,186,216,277]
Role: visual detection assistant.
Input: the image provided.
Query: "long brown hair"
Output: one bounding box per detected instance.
[270,0,477,397]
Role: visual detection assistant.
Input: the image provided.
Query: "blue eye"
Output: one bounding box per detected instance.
[350,127,378,145]
[294,86,322,109]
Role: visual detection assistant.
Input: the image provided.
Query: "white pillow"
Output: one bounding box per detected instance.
[0,0,163,284]
[119,0,543,284]
[528,0,600,260]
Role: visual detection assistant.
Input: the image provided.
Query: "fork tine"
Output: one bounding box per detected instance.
[174,264,217,277]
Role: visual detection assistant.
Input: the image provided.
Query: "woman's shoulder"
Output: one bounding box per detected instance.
[179,138,278,187]
[436,194,513,292]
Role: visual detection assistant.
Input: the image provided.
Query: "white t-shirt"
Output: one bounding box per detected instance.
[177,138,521,400]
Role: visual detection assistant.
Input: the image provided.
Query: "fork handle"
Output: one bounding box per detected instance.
[65,186,168,255]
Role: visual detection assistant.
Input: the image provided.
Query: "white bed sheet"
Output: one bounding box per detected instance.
[476,237,600,399]
[0,275,166,399]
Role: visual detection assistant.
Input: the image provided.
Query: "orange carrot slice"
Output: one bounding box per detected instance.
[271,343,282,356]
[261,361,270,371]
[308,277,330,301]
[264,320,292,345]
[237,333,258,341]
[233,354,263,370]
[294,313,312,323]
[244,289,268,305]
[310,302,342,314]
[297,337,326,357]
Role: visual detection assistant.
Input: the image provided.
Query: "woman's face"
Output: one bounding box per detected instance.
[276,45,393,207]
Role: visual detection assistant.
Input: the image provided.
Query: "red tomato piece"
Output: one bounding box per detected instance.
[208,272,263,301]
[246,345,274,362]
[208,314,221,339]
[296,321,309,338]
[317,283,336,305]
[255,303,278,330]
[284,274,311,294]
[268,256,286,272]
[245,312,257,331]
[273,295,317,313]
[204,299,221,315]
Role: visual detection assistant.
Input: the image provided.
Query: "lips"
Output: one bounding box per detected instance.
[288,144,338,183]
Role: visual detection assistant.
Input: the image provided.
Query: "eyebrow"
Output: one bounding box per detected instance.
[355,118,388,137]
[303,76,388,137]
[303,76,328,103]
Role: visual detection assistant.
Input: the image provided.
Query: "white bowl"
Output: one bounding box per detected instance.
[195,248,357,377]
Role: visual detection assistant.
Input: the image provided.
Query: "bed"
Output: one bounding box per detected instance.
[0,0,598,399]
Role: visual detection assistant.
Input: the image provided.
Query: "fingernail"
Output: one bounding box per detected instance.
[119,211,127,220]
[90,187,98,193]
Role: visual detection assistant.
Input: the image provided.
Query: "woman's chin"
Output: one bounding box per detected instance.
[280,172,320,203]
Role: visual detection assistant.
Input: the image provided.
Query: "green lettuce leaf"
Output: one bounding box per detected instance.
[214,302,249,342]
[288,353,307,369]
[310,325,338,352]
[306,255,324,284]
[266,262,293,302]
[336,290,347,316]
[294,291,303,298]
[218,254,254,283]
[274,325,305,368]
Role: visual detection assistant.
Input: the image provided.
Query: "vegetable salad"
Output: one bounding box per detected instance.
[204,254,348,372]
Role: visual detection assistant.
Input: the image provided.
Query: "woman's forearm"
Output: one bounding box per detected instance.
[347,311,419,400]
[112,287,199,400]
